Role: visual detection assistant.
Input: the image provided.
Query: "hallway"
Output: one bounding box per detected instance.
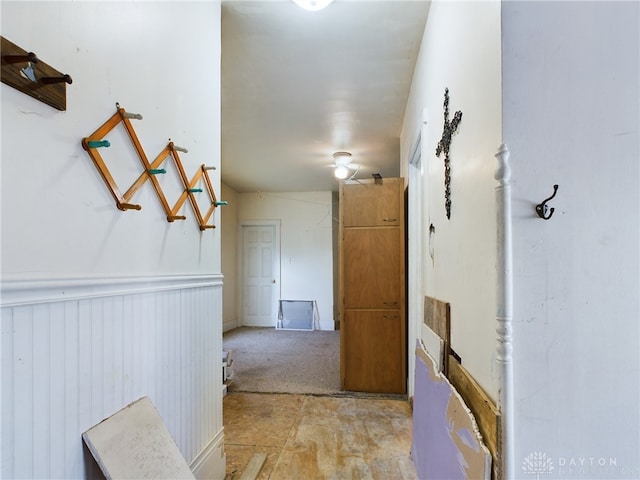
[223,392,417,479]
[223,327,340,395]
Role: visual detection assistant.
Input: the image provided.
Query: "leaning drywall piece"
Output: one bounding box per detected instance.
[82,396,195,480]
[411,342,491,480]
[421,322,444,371]
[448,355,501,480]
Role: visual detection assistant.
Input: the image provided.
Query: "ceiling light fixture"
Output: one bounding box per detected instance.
[333,151,353,180]
[334,165,350,180]
[292,0,335,12]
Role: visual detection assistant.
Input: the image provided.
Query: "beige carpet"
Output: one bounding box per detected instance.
[223,327,341,395]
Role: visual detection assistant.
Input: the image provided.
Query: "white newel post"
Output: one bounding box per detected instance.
[495,143,514,479]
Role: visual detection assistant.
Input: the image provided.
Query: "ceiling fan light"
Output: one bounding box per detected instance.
[333,151,352,167]
[334,165,350,180]
[292,0,335,11]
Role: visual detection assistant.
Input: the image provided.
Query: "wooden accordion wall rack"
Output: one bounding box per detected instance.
[82,104,226,230]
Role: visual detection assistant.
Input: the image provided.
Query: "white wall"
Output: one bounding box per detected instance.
[2,2,220,275]
[1,1,225,478]
[400,0,502,399]
[221,183,239,332]
[238,191,335,330]
[1,1,221,277]
[503,2,639,476]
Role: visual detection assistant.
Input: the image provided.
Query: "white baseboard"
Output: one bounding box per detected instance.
[190,428,226,480]
[223,318,238,332]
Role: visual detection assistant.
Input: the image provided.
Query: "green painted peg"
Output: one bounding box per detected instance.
[215,201,229,206]
[188,188,203,193]
[87,140,110,148]
[148,169,166,175]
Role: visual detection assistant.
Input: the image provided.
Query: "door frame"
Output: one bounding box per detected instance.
[407,108,427,398]
[237,220,282,327]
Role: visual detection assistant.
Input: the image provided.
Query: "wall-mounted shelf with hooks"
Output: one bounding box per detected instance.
[1,36,72,111]
[82,104,226,230]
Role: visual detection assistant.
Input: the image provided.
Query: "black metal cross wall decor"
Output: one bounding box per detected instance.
[435,88,462,219]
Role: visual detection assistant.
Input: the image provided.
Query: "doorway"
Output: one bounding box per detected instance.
[239,220,281,327]
[230,219,340,395]
[407,112,426,398]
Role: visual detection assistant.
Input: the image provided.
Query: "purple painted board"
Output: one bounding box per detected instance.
[411,341,491,479]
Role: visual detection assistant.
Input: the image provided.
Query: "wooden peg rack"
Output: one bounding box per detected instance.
[1,36,72,111]
[82,104,224,230]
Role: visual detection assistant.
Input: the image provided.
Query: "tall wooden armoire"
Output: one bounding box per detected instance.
[339,177,406,394]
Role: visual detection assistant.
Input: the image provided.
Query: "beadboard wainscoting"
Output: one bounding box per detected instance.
[1,274,225,479]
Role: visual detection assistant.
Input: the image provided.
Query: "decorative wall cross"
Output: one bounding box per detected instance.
[435,88,462,219]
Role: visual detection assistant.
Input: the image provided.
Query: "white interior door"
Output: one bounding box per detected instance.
[241,222,280,327]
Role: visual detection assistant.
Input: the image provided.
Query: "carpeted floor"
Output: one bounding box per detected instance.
[223,327,341,395]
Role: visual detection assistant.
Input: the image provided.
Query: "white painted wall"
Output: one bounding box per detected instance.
[503,2,640,476]
[221,183,239,332]
[1,1,225,478]
[400,0,502,399]
[237,191,335,330]
[1,0,221,277]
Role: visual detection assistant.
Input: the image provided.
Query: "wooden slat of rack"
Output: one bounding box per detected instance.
[120,114,173,217]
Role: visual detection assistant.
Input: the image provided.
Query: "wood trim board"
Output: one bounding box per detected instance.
[240,453,267,480]
[424,296,450,374]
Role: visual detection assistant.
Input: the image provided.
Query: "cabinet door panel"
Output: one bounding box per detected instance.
[342,179,401,227]
[343,228,400,308]
[342,310,404,393]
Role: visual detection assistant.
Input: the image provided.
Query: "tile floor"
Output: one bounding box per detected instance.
[223,392,418,480]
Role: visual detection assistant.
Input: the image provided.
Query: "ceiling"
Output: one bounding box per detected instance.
[221,0,430,193]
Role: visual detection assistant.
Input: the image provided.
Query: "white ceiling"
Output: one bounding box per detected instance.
[221,0,430,193]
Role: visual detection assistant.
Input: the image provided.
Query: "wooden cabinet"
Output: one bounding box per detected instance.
[341,180,401,227]
[343,228,401,309]
[339,178,406,394]
[341,310,404,393]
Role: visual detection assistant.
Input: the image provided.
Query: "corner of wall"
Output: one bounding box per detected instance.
[190,429,226,480]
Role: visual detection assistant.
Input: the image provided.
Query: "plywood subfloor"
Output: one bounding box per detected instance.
[224,392,417,480]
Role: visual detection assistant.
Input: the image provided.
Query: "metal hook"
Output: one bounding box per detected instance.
[535,184,558,220]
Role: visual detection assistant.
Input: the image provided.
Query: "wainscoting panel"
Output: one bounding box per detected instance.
[1,275,224,479]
